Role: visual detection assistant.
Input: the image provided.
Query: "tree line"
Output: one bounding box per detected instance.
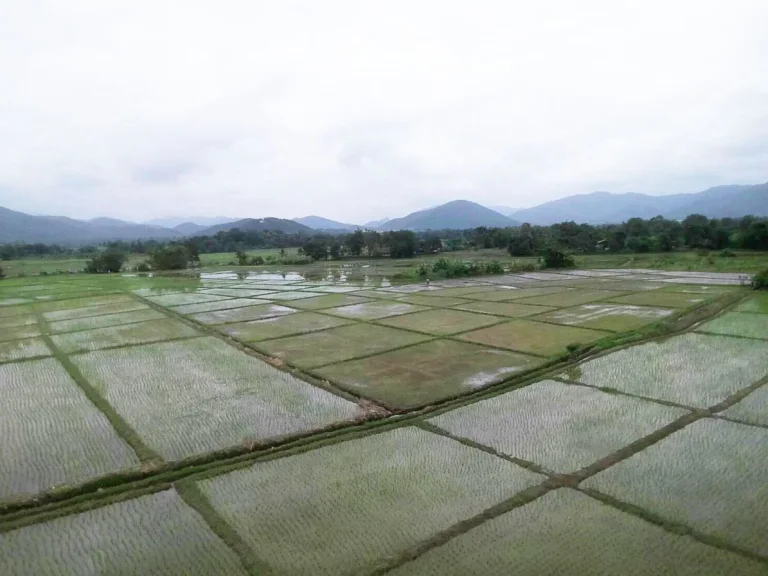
[1,214,767,273]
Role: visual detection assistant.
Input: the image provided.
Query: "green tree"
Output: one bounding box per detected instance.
[0,266,5,279]
[302,238,328,260]
[185,240,201,265]
[235,250,249,265]
[540,247,575,268]
[345,230,365,256]
[741,222,768,250]
[385,231,417,258]
[421,234,443,253]
[363,230,383,257]
[682,214,711,248]
[84,249,126,273]
[508,224,537,256]
[149,245,189,270]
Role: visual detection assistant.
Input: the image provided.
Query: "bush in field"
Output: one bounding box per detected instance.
[485,261,504,274]
[136,262,150,273]
[753,269,768,290]
[508,260,536,273]
[249,255,265,265]
[235,251,249,265]
[719,248,735,258]
[0,266,5,279]
[540,247,575,269]
[426,258,505,279]
[84,249,125,273]
[432,258,468,278]
[149,245,189,270]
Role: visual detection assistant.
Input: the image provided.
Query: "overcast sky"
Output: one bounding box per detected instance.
[1,1,766,223]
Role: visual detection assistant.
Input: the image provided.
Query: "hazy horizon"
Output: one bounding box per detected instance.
[1,1,766,223]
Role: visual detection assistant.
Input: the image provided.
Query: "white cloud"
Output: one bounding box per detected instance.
[1,0,766,222]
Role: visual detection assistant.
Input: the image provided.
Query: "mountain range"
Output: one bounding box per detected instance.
[0,207,181,245]
[0,182,766,245]
[511,183,768,225]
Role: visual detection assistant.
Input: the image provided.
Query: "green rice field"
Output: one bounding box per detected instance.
[0,268,766,574]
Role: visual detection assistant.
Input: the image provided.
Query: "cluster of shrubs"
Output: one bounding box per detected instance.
[753,269,768,290]
[417,258,506,279]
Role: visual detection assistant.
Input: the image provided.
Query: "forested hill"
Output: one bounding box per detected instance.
[380,200,519,231]
[193,218,313,236]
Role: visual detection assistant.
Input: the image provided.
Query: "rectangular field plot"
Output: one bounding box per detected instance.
[0,304,30,318]
[306,285,364,294]
[198,287,278,298]
[48,308,166,334]
[376,309,504,335]
[659,276,743,286]
[267,290,325,301]
[532,303,674,332]
[132,287,191,297]
[466,286,569,301]
[657,284,739,294]
[316,340,544,408]
[0,297,33,306]
[169,298,259,315]
[197,427,542,575]
[459,319,609,357]
[324,300,427,320]
[288,293,371,310]
[0,490,247,575]
[72,337,363,460]
[388,490,765,576]
[52,319,200,354]
[515,289,628,308]
[0,358,138,500]
[459,288,542,303]
[145,292,231,307]
[454,300,556,318]
[697,312,768,340]
[722,385,768,426]
[0,324,41,342]
[348,289,403,299]
[35,294,133,312]
[392,294,470,308]
[583,419,768,557]
[735,293,768,314]
[191,303,297,325]
[257,324,430,369]
[427,285,500,297]
[217,312,353,342]
[0,313,37,328]
[431,380,686,472]
[590,280,666,292]
[0,338,51,362]
[563,333,768,408]
[606,291,710,308]
[42,301,149,322]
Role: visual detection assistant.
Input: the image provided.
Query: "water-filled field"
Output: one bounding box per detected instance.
[0,268,766,574]
[196,427,542,575]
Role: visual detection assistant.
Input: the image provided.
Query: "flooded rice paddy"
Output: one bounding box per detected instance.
[0,268,765,573]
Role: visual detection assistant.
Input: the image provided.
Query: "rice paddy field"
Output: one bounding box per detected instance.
[0,267,766,574]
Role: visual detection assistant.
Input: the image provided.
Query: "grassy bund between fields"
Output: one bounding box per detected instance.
[1,269,767,575]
